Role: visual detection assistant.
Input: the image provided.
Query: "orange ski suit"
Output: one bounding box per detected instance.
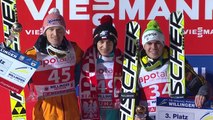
[25,39,83,120]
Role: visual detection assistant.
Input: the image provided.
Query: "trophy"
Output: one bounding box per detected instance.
[4,22,22,48]
[135,105,147,120]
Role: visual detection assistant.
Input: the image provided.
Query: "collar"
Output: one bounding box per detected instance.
[140,46,169,71]
[97,52,114,63]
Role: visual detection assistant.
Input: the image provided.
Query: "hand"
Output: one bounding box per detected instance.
[195,95,206,108]
[135,118,146,120]
[26,89,38,102]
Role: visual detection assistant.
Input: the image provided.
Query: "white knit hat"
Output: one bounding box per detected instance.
[142,20,165,46]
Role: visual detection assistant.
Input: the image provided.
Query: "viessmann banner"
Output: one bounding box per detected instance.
[0,0,213,120]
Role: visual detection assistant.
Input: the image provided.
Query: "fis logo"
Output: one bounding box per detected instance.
[12,66,33,74]
[200,111,213,120]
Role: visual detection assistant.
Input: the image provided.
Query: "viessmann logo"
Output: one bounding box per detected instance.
[185,27,213,38]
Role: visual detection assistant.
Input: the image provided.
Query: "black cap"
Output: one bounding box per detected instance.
[93,15,117,47]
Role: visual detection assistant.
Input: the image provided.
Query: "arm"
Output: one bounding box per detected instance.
[24,48,38,101]
[72,41,84,90]
[74,63,81,87]
[185,60,209,108]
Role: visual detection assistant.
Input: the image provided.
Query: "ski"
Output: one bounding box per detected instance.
[120,21,141,120]
[169,11,185,98]
[0,0,27,119]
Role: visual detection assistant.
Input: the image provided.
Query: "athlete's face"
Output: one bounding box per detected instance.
[143,40,164,59]
[97,39,114,56]
[45,26,65,47]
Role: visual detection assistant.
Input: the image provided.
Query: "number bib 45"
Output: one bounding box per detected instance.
[32,51,76,98]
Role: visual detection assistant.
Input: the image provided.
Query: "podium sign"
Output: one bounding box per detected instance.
[157,97,213,120]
